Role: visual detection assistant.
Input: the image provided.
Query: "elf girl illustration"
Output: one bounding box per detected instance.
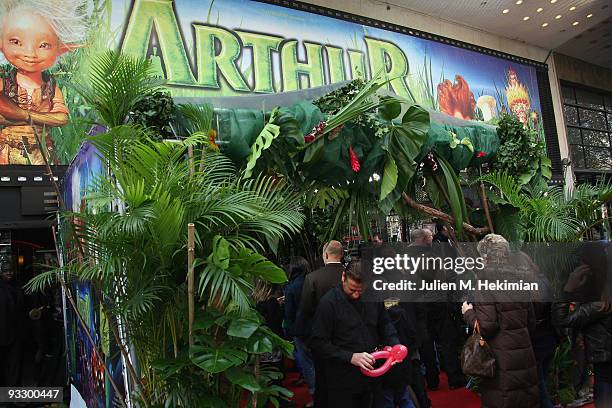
[0,0,84,165]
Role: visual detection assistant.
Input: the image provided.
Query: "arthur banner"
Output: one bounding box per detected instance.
[0,0,542,165]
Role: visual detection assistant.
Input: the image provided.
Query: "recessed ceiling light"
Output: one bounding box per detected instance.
[502,8,510,13]
[523,16,530,20]
[542,22,549,27]
[555,14,562,19]
[537,7,544,12]
[570,6,576,11]
[587,13,593,18]
[572,21,579,25]
[550,0,558,3]
[516,0,523,4]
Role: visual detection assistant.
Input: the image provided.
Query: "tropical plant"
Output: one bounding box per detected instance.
[128,90,177,140]
[30,129,303,405]
[480,171,612,242]
[492,114,551,185]
[71,50,164,127]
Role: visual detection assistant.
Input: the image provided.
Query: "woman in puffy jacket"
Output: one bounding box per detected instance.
[462,234,539,408]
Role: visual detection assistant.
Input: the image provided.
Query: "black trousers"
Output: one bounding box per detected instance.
[420,303,465,388]
[0,341,22,387]
[410,359,431,408]
[327,389,372,408]
[313,356,328,408]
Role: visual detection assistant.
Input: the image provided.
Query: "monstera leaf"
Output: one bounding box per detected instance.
[380,105,430,212]
[244,109,281,178]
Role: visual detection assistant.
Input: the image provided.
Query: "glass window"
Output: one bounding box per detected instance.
[605,95,612,112]
[563,105,578,125]
[567,127,581,144]
[562,83,612,171]
[584,146,612,170]
[582,130,610,147]
[576,89,604,110]
[562,86,576,104]
[570,145,585,168]
[578,108,607,130]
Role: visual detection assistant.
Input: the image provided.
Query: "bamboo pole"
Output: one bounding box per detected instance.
[478,168,495,234]
[187,223,196,352]
[252,355,260,408]
[187,145,195,177]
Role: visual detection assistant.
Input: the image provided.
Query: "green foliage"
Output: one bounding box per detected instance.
[71,50,164,127]
[493,114,549,185]
[29,125,303,406]
[128,90,177,140]
[480,171,612,242]
[244,109,281,178]
[548,339,577,405]
[176,103,214,136]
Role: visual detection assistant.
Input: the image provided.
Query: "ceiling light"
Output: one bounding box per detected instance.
[33,176,43,181]
[542,22,549,27]
[570,6,576,11]
[555,14,562,19]
[502,8,510,13]
[537,7,543,12]
[0,177,10,182]
[550,0,557,3]
[17,177,26,182]
[587,13,593,18]
[516,0,523,4]
[572,21,579,25]
[523,16,530,20]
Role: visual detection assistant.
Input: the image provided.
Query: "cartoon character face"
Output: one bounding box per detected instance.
[0,12,67,73]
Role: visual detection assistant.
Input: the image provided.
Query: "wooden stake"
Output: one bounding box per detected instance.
[478,167,495,234]
[187,223,196,351]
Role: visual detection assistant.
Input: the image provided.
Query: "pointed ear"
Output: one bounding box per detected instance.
[59,43,84,55]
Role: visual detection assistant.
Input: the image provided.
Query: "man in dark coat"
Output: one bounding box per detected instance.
[310,261,399,408]
[296,240,345,407]
[409,228,465,390]
[0,261,25,386]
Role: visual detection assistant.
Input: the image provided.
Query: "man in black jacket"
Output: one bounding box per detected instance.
[310,261,399,408]
[296,240,345,407]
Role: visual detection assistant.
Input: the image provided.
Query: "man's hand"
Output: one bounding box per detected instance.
[0,94,28,121]
[351,352,375,371]
[461,301,473,315]
[564,264,591,293]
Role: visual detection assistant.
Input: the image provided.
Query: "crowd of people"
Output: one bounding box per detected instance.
[253,224,612,408]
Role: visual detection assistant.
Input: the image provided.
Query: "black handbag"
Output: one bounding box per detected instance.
[461,321,496,378]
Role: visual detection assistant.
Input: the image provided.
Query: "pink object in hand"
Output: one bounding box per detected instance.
[360,344,408,377]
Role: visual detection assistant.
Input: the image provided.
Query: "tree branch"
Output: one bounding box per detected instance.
[401,193,489,237]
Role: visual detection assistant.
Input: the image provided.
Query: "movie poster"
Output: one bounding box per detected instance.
[60,141,127,408]
[0,0,544,166]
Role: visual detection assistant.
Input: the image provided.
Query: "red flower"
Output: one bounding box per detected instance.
[349,146,360,173]
[304,120,327,143]
[476,151,487,158]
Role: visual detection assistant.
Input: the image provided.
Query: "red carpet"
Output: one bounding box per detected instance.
[283,368,596,407]
[283,368,482,407]
[428,372,480,408]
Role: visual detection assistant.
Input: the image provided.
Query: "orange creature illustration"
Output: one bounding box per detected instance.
[437,75,476,120]
[505,67,531,126]
[0,0,84,165]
